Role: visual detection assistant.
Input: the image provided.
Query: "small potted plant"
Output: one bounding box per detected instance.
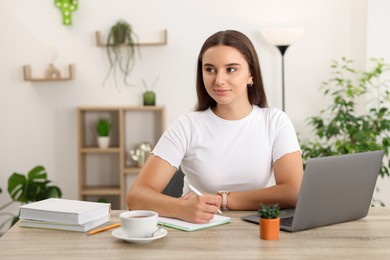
[258,203,280,240]
[96,118,111,148]
[141,77,159,106]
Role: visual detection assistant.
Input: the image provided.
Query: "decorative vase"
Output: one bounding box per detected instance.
[143,91,156,106]
[97,136,110,148]
[260,218,280,240]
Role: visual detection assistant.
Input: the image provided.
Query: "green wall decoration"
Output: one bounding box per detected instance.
[54,0,78,26]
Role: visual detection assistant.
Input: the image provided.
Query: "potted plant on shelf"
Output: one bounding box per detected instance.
[141,77,159,106]
[103,19,139,88]
[96,118,111,148]
[0,165,62,235]
[258,203,280,240]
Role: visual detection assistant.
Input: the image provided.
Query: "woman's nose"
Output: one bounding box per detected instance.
[215,71,226,86]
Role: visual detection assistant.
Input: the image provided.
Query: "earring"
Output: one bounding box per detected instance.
[248,81,254,87]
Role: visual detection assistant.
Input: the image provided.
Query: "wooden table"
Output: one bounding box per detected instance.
[1,208,389,259]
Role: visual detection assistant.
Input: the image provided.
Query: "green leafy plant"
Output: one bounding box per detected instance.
[300,57,390,175]
[96,198,109,203]
[96,118,111,137]
[300,57,390,206]
[0,166,62,232]
[258,203,280,219]
[103,20,139,88]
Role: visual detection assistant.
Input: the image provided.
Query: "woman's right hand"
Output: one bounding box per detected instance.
[178,192,222,223]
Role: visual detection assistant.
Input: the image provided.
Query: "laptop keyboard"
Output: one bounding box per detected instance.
[280,216,294,227]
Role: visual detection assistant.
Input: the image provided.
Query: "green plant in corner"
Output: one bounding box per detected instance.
[103,20,139,88]
[300,57,390,205]
[258,203,280,219]
[0,166,62,233]
[96,118,111,137]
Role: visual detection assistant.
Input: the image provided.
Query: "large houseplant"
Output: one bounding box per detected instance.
[300,57,390,205]
[0,166,62,234]
[103,20,139,88]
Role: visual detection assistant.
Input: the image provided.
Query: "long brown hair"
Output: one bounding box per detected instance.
[195,30,268,111]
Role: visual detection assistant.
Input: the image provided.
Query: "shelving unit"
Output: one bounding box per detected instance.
[77,106,165,209]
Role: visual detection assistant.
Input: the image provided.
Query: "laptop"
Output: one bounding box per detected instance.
[241,150,384,232]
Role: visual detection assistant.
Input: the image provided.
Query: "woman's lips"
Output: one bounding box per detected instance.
[213,89,230,96]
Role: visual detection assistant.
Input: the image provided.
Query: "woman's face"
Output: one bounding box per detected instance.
[202,45,253,108]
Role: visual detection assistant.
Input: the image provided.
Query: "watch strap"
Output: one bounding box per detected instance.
[218,191,230,210]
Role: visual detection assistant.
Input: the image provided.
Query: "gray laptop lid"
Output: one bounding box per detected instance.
[241,150,384,232]
[290,150,383,231]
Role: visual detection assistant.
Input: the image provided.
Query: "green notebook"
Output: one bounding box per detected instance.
[158,215,231,232]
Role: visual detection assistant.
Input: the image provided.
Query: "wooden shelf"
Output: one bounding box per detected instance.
[79,105,165,111]
[123,167,142,175]
[78,106,165,209]
[23,64,74,81]
[95,29,168,47]
[80,147,121,153]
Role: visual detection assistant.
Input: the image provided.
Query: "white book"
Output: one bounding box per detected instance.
[19,215,110,232]
[20,198,111,225]
[158,215,231,232]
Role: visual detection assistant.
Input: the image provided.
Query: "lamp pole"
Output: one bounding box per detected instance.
[276,45,290,112]
[260,27,304,111]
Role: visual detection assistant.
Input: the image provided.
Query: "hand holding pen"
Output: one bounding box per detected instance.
[188,184,223,214]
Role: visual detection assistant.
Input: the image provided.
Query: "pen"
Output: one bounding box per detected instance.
[87,223,120,236]
[188,184,223,214]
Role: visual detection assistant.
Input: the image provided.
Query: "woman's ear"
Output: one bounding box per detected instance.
[248,76,254,87]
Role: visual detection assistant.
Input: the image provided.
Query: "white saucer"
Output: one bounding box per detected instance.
[112,228,167,244]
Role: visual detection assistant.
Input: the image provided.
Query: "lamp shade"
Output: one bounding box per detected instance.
[260,28,305,46]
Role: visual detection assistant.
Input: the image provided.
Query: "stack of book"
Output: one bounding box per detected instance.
[19,198,111,232]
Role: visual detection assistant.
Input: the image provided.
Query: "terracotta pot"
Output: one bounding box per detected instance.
[260,217,280,240]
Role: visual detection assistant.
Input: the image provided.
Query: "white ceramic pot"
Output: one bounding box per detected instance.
[97,136,110,148]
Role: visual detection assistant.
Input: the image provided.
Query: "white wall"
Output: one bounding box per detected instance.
[1,0,389,227]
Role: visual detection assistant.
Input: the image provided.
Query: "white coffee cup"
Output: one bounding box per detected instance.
[120,210,158,238]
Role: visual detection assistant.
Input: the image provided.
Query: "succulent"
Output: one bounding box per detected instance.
[258,203,280,219]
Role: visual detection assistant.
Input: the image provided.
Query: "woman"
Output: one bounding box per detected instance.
[127,30,303,224]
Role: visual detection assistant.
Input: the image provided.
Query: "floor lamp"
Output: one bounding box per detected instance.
[260,28,304,111]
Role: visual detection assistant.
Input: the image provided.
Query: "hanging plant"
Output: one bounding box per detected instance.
[103,20,139,88]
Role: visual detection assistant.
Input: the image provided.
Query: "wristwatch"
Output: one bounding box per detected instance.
[217,191,230,210]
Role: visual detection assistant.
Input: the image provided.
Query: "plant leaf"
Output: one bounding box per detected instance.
[8,173,27,202]
[27,165,47,183]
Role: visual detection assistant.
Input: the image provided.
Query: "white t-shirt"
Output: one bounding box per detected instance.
[152,106,301,195]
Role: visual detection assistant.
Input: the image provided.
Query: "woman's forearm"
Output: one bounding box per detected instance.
[127,186,183,218]
[227,183,300,210]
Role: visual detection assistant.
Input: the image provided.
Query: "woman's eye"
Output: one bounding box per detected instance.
[227,67,237,73]
[205,67,215,73]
